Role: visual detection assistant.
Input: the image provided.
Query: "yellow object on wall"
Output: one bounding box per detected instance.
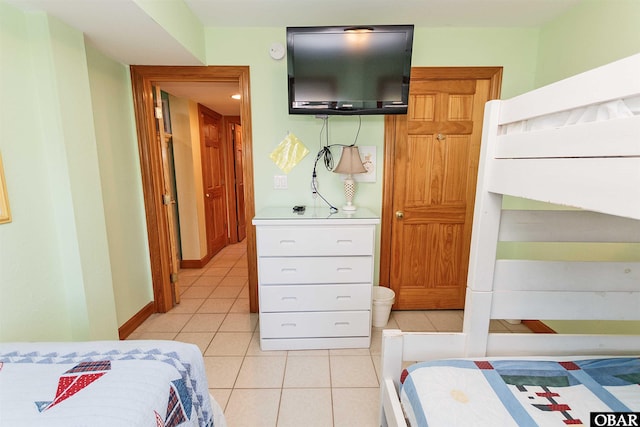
[269,132,309,174]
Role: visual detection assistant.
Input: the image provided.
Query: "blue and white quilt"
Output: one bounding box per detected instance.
[0,340,225,427]
[400,357,640,426]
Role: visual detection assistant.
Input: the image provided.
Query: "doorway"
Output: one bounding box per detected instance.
[130,66,258,314]
[380,67,502,310]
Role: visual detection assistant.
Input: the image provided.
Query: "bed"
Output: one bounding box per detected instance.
[380,53,640,427]
[0,340,226,427]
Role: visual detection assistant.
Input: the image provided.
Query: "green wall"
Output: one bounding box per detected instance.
[0,6,119,341]
[536,0,640,86]
[1,3,157,341]
[205,27,540,218]
[205,26,540,286]
[133,0,206,63]
[533,0,640,335]
[86,44,155,327]
[0,4,73,340]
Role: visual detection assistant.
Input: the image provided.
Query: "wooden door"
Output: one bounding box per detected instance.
[381,67,502,310]
[233,122,246,241]
[155,87,181,305]
[199,104,228,257]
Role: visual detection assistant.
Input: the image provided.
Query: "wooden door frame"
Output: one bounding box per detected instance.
[130,66,258,313]
[379,66,502,290]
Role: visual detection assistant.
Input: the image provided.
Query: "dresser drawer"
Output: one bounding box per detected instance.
[259,256,372,284]
[256,226,374,256]
[260,311,370,338]
[260,284,371,312]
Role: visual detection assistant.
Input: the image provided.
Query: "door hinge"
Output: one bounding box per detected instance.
[162,194,172,205]
[170,273,178,283]
[155,106,163,119]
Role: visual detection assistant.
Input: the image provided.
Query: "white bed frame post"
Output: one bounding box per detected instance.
[380,330,408,427]
[462,99,503,357]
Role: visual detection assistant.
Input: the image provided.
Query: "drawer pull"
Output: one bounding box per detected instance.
[281,323,297,328]
[334,322,350,326]
[281,296,298,301]
[336,295,352,300]
[281,268,297,273]
[336,239,353,245]
[279,239,296,245]
[336,267,352,272]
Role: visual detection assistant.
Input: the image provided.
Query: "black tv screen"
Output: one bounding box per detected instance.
[287,25,414,115]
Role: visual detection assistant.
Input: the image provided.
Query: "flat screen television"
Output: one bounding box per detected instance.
[287,25,414,115]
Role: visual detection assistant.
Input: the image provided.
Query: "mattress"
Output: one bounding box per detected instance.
[0,340,226,427]
[400,357,640,426]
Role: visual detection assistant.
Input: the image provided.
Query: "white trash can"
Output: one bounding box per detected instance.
[371,286,395,328]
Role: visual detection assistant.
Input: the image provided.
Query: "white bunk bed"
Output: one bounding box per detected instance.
[380,53,640,427]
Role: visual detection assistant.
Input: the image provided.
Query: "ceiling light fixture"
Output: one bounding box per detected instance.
[344,26,374,33]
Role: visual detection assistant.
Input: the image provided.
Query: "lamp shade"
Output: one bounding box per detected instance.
[333,146,367,175]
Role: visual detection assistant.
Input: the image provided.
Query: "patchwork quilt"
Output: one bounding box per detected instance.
[400,357,640,426]
[0,340,222,427]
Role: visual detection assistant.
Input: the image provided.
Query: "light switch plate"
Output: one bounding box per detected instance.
[274,175,288,189]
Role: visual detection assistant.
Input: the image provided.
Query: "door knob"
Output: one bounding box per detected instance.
[205,193,210,198]
[396,211,404,219]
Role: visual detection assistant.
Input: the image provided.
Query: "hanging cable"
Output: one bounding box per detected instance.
[311,148,338,213]
[310,115,364,213]
[351,115,362,146]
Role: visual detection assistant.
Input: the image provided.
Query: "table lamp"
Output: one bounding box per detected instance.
[333,146,367,211]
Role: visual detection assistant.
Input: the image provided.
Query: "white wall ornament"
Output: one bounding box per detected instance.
[354,146,376,183]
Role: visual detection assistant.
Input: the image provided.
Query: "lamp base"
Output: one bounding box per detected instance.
[342,175,357,212]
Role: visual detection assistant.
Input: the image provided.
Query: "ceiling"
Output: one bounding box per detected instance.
[9,0,582,115]
[160,81,241,117]
[185,0,581,28]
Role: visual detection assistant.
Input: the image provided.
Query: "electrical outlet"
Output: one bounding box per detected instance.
[274,175,288,189]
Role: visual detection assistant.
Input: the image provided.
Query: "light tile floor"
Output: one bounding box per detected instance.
[128,240,532,426]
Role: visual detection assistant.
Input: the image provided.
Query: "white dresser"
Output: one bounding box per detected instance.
[252,207,380,350]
